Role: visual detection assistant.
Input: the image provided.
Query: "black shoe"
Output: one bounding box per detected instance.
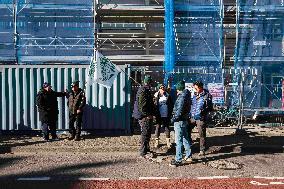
[42,137,49,142]
[169,160,182,167]
[68,136,75,141]
[51,135,60,140]
[42,134,49,142]
[74,136,80,141]
[51,137,60,141]
[146,144,150,152]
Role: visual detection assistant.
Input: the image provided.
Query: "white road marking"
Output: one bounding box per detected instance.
[139,177,168,180]
[250,181,269,186]
[78,178,110,181]
[197,176,230,180]
[270,182,284,185]
[254,176,284,180]
[17,177,50,181]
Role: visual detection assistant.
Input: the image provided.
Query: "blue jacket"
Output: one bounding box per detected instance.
[190,89,213,121]
[171,89,191,123]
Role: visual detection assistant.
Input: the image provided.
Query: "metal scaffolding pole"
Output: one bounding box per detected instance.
[238,72,245,129]
[234,0,240,74]
[13,0,18,64]
[164,0,175,85]
[219,0,224,68]
[234,0,245,130]
[93,0,98,61]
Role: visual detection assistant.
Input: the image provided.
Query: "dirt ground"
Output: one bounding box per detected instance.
[0,126,283,180]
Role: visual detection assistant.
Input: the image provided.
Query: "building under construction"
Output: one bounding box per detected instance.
[0,0,283,132]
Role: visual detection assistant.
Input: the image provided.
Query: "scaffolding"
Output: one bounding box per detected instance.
[0,0,95,64]
[163,0,284,126]
[0,0,283,113]
[230,0,284,109]
[0,0,165,64]
[97,0,164,64]
[228,0,284,127]
[164,0,224,86]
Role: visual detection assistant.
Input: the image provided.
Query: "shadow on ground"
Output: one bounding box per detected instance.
[0,133,47,154]
[0,158,135,179]
[151,129,284,165]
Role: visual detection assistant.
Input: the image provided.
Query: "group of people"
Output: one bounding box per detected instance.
[36,75,213,168]
[36,81,86,141]
[133,75,213,167]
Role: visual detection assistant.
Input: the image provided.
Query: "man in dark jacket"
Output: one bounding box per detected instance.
[36,82,67,141]
[153,83,174,148]
[188,81,213,156]
[67,81,86,141]
[170,81,192,167]
[133,75,155,158]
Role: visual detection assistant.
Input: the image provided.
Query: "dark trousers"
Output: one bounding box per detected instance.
[155,117,170,138]
[138,117,153,156]
[69,113,83,137]
[42,121,57,139]
[188,118,207,151]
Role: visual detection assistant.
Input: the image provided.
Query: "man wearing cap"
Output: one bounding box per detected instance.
[67,81,86,141]
[133,75,155,158]
[170,81,192,167]
[36,82,67,141]
[153,83,174,148]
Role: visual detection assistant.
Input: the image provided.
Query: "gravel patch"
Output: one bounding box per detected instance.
[0,126,283,179]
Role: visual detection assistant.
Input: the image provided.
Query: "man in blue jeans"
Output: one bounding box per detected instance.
[170,81,192,167]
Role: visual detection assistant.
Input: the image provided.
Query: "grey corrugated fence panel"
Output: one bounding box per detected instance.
[0,65,131,133]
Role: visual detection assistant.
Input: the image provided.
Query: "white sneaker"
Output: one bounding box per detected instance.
[183,157,193,163]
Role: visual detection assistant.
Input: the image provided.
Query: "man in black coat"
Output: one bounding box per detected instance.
[133,75,155,158]
[36,82,67,141]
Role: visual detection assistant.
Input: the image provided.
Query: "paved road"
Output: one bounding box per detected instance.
[1,178,284,189]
